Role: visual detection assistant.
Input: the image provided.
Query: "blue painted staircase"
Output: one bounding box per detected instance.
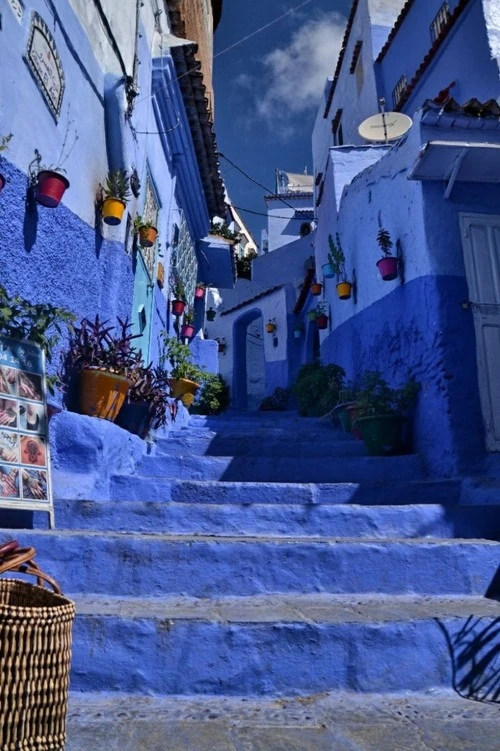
[1,410,499,744]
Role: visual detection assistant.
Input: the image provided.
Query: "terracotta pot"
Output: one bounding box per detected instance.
[79,369,129,421]
[157,262,165,288]
[36,170,70,208]
[195,287,205,299]
[336,282,352,300]
[0,174,5,192]
[377,256,398,281]
[316,314,328,330]
[172,299,186,317]
[265,322,276,334]
[311,282,322,296]
[181,323,195,339]
[217,342,226,353]
[322,263,335,279]
[169,377,200,408]
[139,225,158,247]
[102,197,126,226]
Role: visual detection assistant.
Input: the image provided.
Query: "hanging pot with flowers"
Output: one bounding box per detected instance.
[101,170,131,225]
[216,337,226,354]
[311,281,322,296]
[315,302,329,330]
[376,227,398,281]
[171,277,186,317]
[265,319,277,334]
[0,134,13,193]
[195,284,206,299]
[133,215,158,247]
[180,308,195,340]
[206,307,216,322]
[329,234,352,300]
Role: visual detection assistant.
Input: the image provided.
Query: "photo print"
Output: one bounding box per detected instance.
[19,402,46,435]
[22,468,48,501]
[18,371,43,401]
[0,465,20,499]
[0,431,19,464]
[20,434,47,467]
[0,366,17,397]
[0,398,18,429]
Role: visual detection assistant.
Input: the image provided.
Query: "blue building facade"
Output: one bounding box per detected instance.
[312,0,500,476]
[0,0,229,392]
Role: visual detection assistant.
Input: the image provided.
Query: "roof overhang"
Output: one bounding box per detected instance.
[408,140,500,198]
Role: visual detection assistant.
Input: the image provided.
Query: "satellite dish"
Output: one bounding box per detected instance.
[358,112,413,143]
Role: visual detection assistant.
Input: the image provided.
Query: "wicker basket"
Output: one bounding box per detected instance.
[0,542,75,751]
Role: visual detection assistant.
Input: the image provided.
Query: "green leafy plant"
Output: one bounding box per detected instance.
[160,334,203,382]
[292,361,345,417]
[104,169,131,203]
[133,215,156,234]
[62,316,141,378]
[328,233,347,282]
[259,387,290,412]
[125,362,172,428]
[236,249,258,280]
[170,275,186,302]
[0,134,13,152]
[209,222,240,243]
[377,228,394,257]
[191,373,230,415]
[0,284,75,393]
[354,371,419,417]
[183,308,195,325]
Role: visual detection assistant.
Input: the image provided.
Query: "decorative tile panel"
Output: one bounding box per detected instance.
[141,171,160,280]
[25,12,65,118]
[172,214,197,303]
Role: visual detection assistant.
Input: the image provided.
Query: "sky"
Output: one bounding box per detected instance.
[213,0,353,242]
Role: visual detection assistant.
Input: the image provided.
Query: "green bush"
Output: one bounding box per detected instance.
[354,371,419,418]
[191,373,230,415]
[259,387,290,412]
[292,361,345,417]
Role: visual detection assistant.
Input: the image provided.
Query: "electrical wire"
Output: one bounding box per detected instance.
[219,153,296,210]
[232,205,314,220]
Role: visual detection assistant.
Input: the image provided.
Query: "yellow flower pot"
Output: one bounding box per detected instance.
[169,378,200,408]
[80,369,130,421]
[336,282,352,300]
[102,197,126,226]
[265,322,276,334]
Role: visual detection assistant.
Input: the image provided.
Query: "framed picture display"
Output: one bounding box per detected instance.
[0,336,54,527]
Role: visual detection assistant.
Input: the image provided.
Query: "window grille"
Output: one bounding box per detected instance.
[171,213,197,303]
[141,172,160,280]
[431,3,450,42]
[392,75,408,108]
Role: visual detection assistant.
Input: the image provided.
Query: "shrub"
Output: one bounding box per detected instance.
[292,361,345,417]
[259,387,290,411]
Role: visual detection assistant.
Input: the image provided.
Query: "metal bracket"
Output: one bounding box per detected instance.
[396,240,405,285]
[444,148,467,200]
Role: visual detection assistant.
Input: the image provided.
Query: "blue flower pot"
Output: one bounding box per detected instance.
[322,263,335,279]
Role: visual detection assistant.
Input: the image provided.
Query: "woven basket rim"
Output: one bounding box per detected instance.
[0,577,75,611]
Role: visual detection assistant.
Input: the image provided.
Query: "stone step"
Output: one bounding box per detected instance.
[137,454,424,484]
[50,498,500,540]
[69,594,500,696]
[110,478,461,505]
[188,413,333,430]
[1,530,497,597]
[158,433,366,458]
[65,691,500,751]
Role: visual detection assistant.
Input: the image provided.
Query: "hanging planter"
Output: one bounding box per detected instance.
[172,299,186,317]
[216,338,226,353]
[311,282,322,296]
[102,170,131,225]
[307,309,318,322]
[336,282,352,300]
[102,197,126,225]
[139,224,158,247]
[206,307,216,322]
[265,320,277,334]
[181,323,195,339]
[322,263,335,279]
[316,314,328,330]
[195,285,205,299]
[169,377,200,409]
[377,256,398,281]
[36,170,70,208]
[293,325,304,339]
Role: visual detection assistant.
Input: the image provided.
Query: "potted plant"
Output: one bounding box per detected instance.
[311,281,322,296]
[328,234,352,299]
[101,170,131,225]
[180,309,195,339]
[353,371,419,455]
[62,316,139,421]
[333,382,361,438]
[209,221,240,243]
[35,117,77,207]
[216,337,226,353]
[307,309,318,322]
[236,249,258,280]
[259,387,290,412]
[115,363,171,438]
[206,307,216,322]
[315,302,329,330]
[190,373,230,415]
[171,277,186,317]
[0,284,75,395]
[195,284,206,299]
[134,215,158,247]
[265,319,277,334]
[0,134,13,192]
[292,361,345,417]
[376,228,398,281]
[161,334,202,408]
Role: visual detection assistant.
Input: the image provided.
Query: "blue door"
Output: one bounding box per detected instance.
[132,252,154,362]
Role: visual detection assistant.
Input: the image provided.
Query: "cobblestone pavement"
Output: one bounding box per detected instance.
[67,691,500,750]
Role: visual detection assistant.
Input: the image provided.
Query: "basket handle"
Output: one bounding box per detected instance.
[0,539,20,558]
[0,546,62,594]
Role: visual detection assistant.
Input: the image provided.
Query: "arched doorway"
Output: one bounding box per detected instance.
[232,309,265,410]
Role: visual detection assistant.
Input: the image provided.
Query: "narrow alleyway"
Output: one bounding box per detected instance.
[15,411,500,748]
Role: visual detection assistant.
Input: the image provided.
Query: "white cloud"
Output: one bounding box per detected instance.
[368,0,407,27]
[254,12,346,123]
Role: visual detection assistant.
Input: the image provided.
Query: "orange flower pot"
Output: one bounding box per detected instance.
[265,322,276,334]
[139,225,158,247]
[80,369,130,421]
[336,282,352,300]
[169,378,200,408]
[102,197,126,226]
[311,282,322,296]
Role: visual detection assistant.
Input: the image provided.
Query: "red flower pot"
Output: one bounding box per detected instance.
[181,324,195,339]
[36,170,70,208]
[377,256,398,281]
[0,174,5,192]
[172,299,186,317]
[195,287,205,299]
[316,314,328,330]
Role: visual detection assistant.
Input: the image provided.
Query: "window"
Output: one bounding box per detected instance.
[349,41,364,96]
[172,213,197,303]
[392,75,408,108]
[431,3,450,42]
[332,108,344,146]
